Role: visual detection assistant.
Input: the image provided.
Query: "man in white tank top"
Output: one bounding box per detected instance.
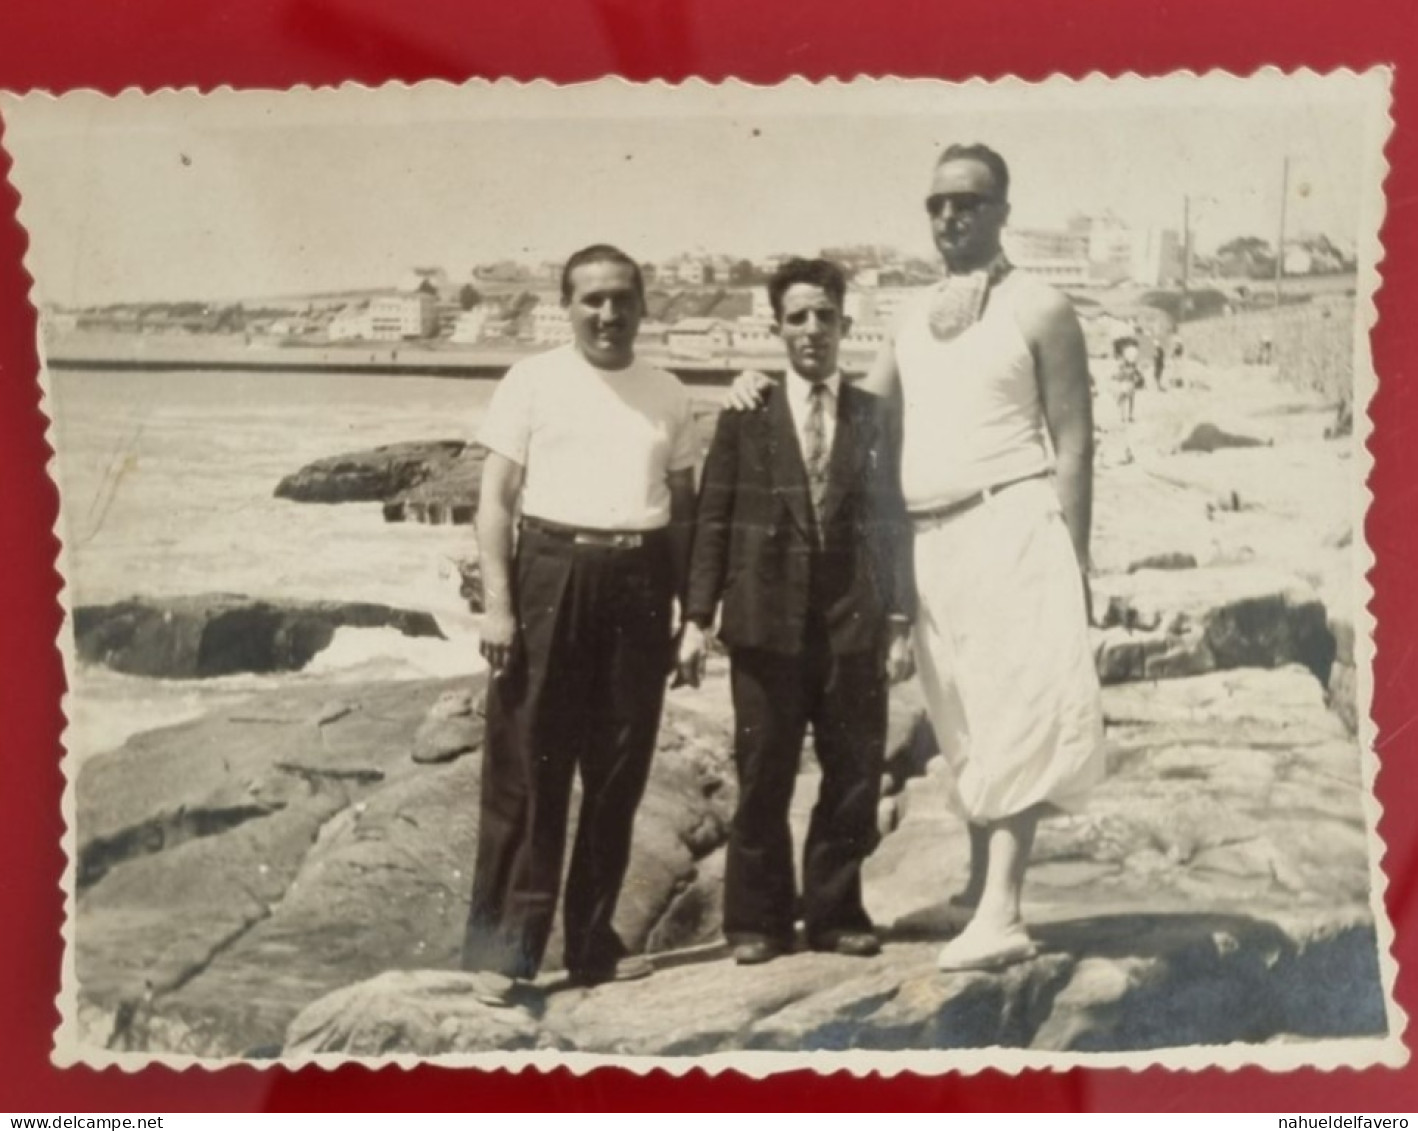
[885,146,1104,972]
[729,145,1104,974]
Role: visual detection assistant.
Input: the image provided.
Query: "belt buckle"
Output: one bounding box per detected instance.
[573,530,641,549]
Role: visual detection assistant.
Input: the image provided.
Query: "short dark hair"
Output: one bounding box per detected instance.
[560,244,647,306]
[936,143,1011,201]
[766,257,848,322]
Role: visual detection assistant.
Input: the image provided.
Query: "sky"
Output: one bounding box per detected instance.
[0,72,1392,306]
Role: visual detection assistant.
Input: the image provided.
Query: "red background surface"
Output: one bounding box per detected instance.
[0,0,1414,1111]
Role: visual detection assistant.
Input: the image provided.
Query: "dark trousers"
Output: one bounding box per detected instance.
[461,524,673,979]
[724,625,887,948]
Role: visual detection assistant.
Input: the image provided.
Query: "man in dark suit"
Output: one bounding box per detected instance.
[676,257,915,965]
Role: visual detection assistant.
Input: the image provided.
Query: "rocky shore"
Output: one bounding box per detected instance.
[67,356,1384,1062]
[74,595,444,678]
[72,659,1380,1060]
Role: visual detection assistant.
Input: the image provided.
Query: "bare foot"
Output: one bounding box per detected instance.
[936,921,1038,973]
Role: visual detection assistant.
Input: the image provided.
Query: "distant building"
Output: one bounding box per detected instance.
[1004,227,1091,287]
[1004,216,1182,288]
[667,317,733,358]
[1074,213,1135,285]
[328,303,370,341]
[1130,227,1184,287]
[733,315,777,351]
[750,288,775,321]
[531,301,572,345]
[707,256,736,285]
[449,307,490,344]
[677,259,708,287]
[368,292,438,340]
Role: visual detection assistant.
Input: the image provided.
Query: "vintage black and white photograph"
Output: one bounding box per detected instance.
[0,70,1400,1073]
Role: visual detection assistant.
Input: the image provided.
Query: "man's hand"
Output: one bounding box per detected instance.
[480,606,517,675]
[885,621,915,685]
[674,621,708,689]
[724,370,774,412]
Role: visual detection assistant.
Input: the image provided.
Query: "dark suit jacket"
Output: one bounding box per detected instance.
[685,380,915,655]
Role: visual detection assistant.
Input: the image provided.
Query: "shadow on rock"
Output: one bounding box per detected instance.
[1029,910,1385,1049]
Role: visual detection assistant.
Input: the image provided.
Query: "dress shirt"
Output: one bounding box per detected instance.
[784,371,841,463]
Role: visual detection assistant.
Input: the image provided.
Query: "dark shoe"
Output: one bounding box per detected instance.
[732,938,790,966]
[567,954,655,987]
[811,930,882,958]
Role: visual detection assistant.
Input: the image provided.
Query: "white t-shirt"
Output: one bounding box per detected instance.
[479,344,697,531]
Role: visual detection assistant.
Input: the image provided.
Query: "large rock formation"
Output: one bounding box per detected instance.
[1091,566,1335,687]
[285,912,1380,1057]
[1178,422,1268,453]
[69,638,1385,1063]
[274,440,486,525]
[73,673,738,1057]
[280,666,1384,1059]
[74,595,445,678]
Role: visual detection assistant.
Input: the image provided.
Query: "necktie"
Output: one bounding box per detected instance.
[805,383,830,529]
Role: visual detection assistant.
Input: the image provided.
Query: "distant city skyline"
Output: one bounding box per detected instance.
[1,73,1387,307]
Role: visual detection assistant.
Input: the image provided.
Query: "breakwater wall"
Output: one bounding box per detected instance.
[42,332,854,386]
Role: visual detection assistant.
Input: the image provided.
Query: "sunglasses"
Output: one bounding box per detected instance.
[924,192,1000,218]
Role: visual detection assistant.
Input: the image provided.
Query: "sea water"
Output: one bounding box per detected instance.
[47,368,498,759]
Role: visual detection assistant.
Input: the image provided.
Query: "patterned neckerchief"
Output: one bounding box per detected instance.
[927,254,1014,343]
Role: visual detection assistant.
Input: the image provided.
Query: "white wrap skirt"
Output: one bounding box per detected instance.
[912,477,1105,821]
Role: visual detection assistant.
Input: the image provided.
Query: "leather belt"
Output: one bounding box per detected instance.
[522,516,653,549]
[910,471,1051,528]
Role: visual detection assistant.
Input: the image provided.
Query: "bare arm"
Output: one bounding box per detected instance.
[1021,285,1095,575]
[476,451,525,672]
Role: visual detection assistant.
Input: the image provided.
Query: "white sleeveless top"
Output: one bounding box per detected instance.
[894,272,1054,512]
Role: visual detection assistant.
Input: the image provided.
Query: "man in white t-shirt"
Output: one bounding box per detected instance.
[461,244,698,988]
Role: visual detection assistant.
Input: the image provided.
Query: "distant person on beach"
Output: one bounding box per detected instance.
[1153,339,1167,390]
[1112,338,1144,423]
[726,143,1104,973]
[676,258,915,967]
[462,243,696,988]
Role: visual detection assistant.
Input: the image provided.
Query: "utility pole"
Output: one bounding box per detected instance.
[1273,156,1290,311]
[1182,194,1192,294]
